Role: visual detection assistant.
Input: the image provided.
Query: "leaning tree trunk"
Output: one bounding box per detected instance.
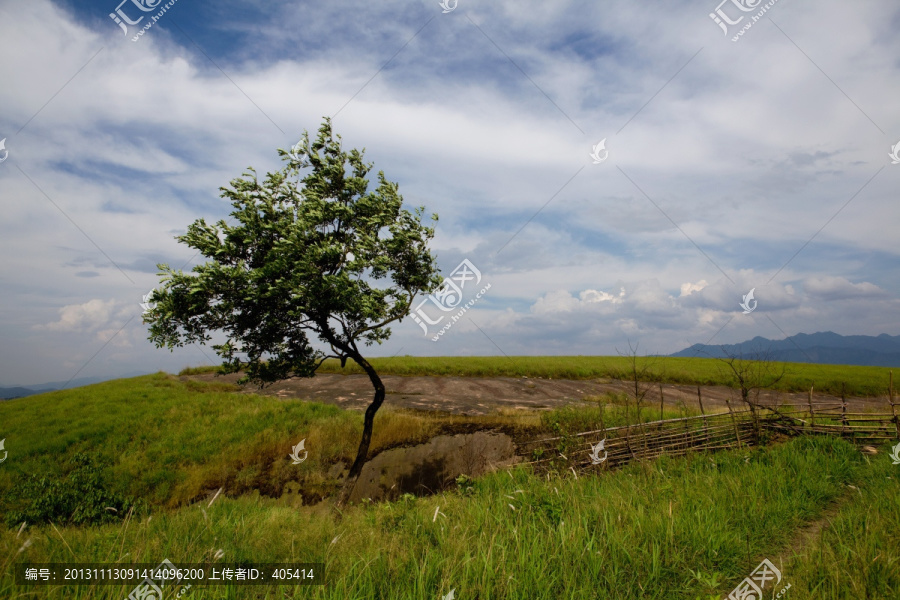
[335,353,386,508]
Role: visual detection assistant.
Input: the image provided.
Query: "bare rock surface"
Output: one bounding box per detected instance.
[182,371,886,415]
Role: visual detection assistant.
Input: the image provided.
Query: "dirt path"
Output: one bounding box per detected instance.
[182,372,889,416]
[777,486,856,564]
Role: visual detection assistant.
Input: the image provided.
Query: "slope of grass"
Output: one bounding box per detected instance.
[0,373,493,516]
[2,435,897,599]
[0,374,685,520]
[182,355,896,397]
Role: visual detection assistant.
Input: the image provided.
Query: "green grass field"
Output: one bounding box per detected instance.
[1,362,899,599]
[182,355,897,398]
[0,373,688,518]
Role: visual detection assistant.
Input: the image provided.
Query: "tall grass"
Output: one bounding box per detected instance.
[2,436,896,599]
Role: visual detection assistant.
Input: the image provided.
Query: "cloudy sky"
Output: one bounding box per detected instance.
[1,0,898,387]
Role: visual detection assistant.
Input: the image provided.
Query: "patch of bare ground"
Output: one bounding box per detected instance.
[179,371,888,416]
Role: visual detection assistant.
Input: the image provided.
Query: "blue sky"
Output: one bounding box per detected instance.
[0,0,898,386]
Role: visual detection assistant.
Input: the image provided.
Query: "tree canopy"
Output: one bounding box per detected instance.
[145,117,441,385]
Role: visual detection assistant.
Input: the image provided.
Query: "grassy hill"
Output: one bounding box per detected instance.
[1,364,899,599]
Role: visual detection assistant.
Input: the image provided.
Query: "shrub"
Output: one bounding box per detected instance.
[5,452,149,528]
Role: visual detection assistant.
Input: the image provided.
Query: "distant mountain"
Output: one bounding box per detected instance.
[0,371,154,401]
[671,332,900,367]
[0,386,44,400]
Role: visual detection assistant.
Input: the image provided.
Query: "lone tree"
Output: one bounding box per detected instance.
[145,118,441,507]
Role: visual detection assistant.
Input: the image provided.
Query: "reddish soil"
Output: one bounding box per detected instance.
[182,372,892,416]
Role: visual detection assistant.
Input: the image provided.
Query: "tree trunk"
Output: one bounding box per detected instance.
[335,353,386,508]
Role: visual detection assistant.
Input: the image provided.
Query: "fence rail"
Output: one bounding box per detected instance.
[517,372,900,471]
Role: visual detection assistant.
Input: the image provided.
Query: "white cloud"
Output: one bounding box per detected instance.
[36,299,123,332]
[679,280,708,297]
[581,288,626,304]
[803,276,886,300]
[530,290,580,314]
[1,0,899,385]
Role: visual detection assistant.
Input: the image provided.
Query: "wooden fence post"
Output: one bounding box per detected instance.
[890,371,899,440]
[725,396,743,449]
[698,386,710,441]
[598,403,609,468]
[841,382,848,437]
[623,398,637,461]
[659,383,664,424]
[807,385,814,431]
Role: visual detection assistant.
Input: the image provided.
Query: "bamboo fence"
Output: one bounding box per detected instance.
[518,372,900,472]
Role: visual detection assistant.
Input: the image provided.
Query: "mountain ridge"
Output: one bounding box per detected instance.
[670,331,900,367]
